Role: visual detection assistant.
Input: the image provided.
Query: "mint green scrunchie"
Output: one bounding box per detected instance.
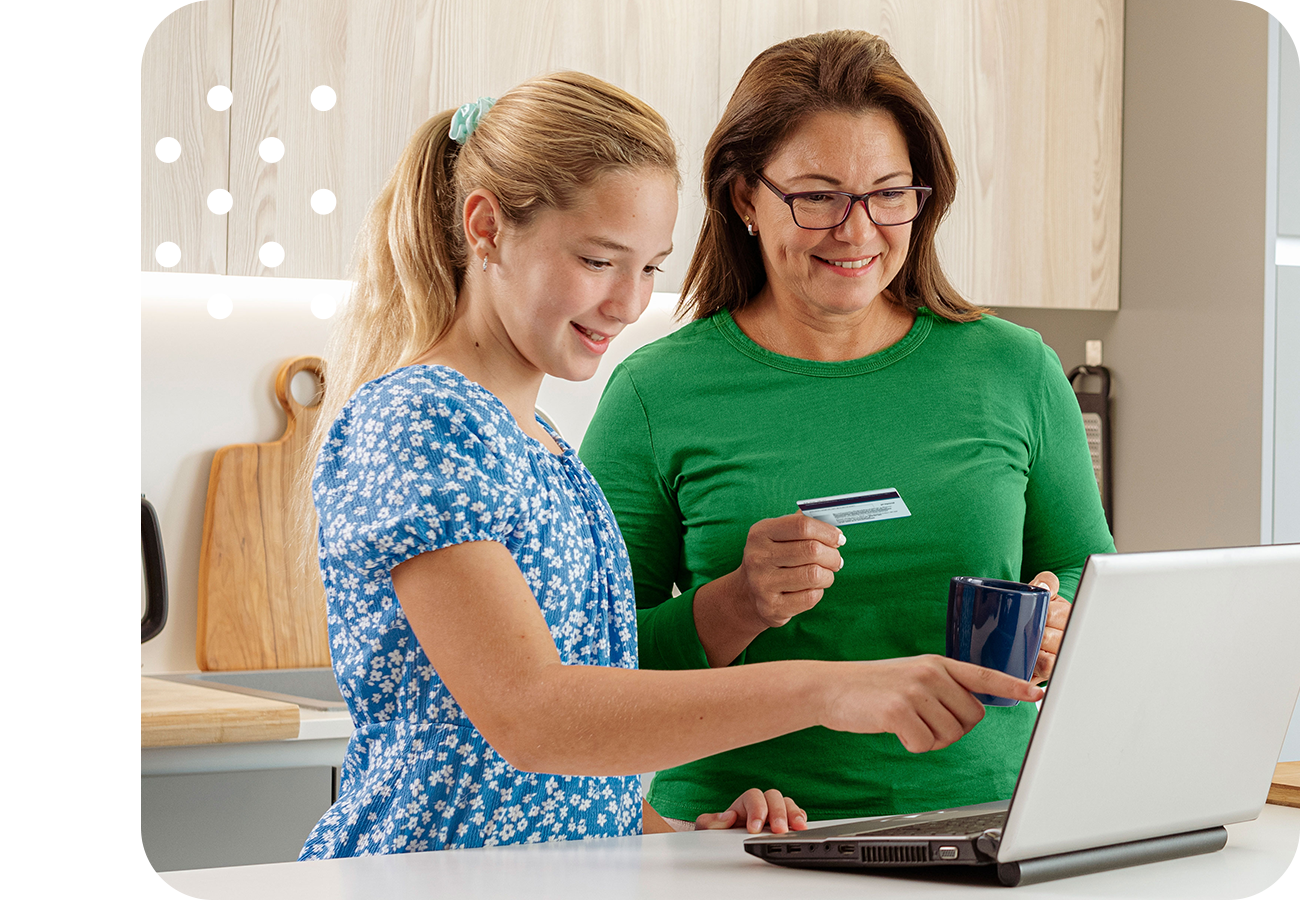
[449,97,496,144]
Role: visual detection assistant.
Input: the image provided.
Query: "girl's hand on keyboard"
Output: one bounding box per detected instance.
[695,787,808,834]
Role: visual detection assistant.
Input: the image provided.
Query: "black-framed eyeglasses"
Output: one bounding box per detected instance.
[756,172,933,230]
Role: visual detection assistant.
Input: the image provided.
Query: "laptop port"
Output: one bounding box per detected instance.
[937,846,959,860]
[786,845,802,853]
[765,845,783,855]
[837,844,856,855]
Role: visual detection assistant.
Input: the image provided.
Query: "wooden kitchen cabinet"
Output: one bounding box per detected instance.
[226,0,422,278]
[715,0,1123,310]
[142,0,1122,309]
[141,0,232,275]
[400,0,722,296]
[142,0,419,280]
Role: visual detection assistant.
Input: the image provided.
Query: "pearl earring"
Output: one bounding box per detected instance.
[745,217,756,237]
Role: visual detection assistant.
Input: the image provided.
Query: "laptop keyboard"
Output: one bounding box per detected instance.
[854,811,1007,838]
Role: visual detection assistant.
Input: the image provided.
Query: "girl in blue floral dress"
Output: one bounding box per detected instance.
[297,72,1042,860]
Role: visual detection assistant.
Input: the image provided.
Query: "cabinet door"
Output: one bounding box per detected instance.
[227,0,421,279]
[141,0,232,275]
[718,0,1123,311]
[141,766,334,871]
[142,0,1122,309]
[406,0,722,292]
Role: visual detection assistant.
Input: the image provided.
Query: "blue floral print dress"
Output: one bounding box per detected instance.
[299,365,642,858]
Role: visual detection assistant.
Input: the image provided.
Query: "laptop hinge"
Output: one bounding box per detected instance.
[996,826,1227,887]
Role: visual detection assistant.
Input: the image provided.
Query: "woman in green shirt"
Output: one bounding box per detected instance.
[580,31,1115,825]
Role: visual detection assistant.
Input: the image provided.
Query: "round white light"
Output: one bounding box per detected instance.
[154,137,181,163]
[258,137,285,164]
[206,188,234,215]
[206,85,233,111]
[310,85,337,111]
[207,293,233,319]
[155,241,181,267]
[310,188,337,215]
[311,293,338,319]
[259,241,286,268]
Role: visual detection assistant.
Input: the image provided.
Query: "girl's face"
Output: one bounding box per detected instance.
[493,168,678,383]
[735,109,915,320]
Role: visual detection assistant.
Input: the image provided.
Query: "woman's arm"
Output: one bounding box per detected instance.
[1019,344,1118,683]
[581,366,712,671]
[582,366,844,669]
[691,514,845,667]
[1020,344,1116,599]
[392,540,1042,776]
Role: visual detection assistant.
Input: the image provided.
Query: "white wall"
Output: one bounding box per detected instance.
[140,281,687,673]
[142,278,333,673]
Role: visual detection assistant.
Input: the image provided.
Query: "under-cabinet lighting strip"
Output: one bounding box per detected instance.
[1279,237,1300,267]
[141,270,354,303]
[141,270,684,320]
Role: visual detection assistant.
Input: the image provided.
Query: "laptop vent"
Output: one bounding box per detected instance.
[864,844,931,864]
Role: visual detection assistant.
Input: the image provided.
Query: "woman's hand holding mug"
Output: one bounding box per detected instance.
[1027,571,1070,684]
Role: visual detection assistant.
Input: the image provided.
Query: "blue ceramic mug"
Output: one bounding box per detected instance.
[946,576,1051,706]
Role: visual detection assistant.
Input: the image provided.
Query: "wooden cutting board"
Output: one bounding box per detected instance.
[1269,761,1300,808]
[141,677,299,747]
[197,356,331,670]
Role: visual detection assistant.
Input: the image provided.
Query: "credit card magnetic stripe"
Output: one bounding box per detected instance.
[796,489,902,512]
[796,488,912,527]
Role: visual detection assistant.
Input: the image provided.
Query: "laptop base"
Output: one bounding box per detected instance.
[996,826,1227,886]
[747,824,1227,886]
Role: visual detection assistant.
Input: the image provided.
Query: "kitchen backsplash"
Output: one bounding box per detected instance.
[140,285,688,673]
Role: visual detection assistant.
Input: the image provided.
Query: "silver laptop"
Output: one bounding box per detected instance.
[745,544,1300,886]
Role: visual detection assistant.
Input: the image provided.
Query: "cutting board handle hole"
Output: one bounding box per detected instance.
[289,368,323,409]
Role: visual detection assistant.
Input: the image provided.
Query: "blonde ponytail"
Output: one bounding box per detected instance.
[318,111,463,432]
[293,72,678,579]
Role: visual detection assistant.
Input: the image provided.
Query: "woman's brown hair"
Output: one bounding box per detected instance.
[680,30,985,323]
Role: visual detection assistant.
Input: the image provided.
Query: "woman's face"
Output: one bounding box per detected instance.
[735,108,916,320]
[494,168,678,383]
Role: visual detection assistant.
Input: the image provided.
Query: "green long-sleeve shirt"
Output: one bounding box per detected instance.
[579,307,1115,821]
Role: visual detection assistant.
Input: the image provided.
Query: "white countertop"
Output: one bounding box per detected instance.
[163,804,1300,900]
[294,707,354,741]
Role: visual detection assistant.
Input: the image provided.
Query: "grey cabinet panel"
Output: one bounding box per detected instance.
[1279,22,1300,237]
[1274,266,1300,544]
[142,766,333,872]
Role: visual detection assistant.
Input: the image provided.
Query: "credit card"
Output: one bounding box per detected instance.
[796,488,912,527]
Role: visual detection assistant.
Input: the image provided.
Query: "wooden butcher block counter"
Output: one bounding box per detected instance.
[141,676,300,747]
[1271,761,1300,809]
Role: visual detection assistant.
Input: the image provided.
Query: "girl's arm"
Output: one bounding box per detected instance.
[391,540,1042,776]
